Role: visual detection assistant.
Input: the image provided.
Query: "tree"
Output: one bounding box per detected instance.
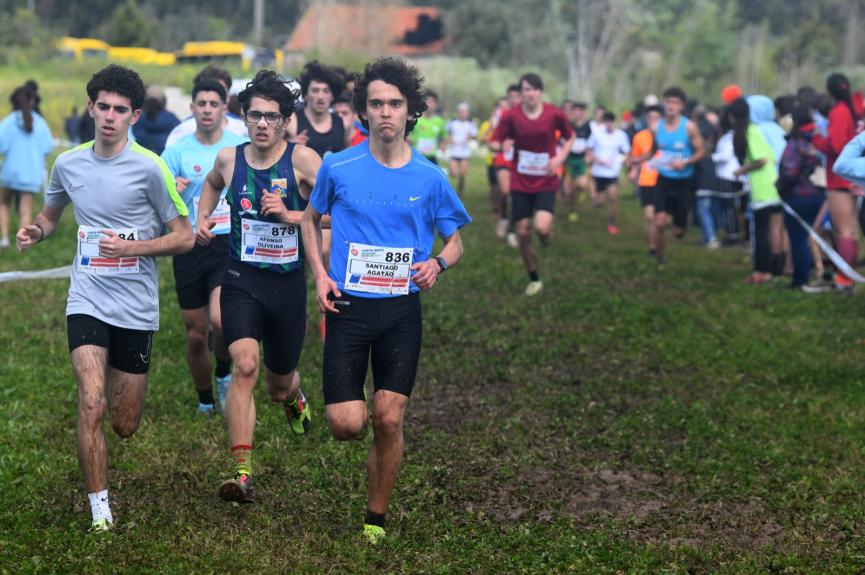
[101,0,157,47]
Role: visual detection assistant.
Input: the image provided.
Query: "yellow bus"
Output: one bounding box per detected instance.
[57,37,110,61]
[108,47,176,66]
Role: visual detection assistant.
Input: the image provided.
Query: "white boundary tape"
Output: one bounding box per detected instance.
[782,202,865,283]
[0,265,72,283]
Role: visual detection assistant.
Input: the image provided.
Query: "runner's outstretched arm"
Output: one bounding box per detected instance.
[301,205,340,313]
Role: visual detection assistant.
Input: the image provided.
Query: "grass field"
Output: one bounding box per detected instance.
[3,160,865,574]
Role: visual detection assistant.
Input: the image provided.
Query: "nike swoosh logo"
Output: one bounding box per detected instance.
[409,196,422,202]
[70,185,85,192]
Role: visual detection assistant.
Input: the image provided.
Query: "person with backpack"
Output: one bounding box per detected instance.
[777,105,828,291]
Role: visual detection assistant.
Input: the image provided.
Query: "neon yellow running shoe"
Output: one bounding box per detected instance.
[88,518,113,533]
[219,472,255,503]
[285,389,311,435]
[362,523,386,545]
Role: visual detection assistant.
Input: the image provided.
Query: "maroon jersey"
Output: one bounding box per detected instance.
[492,102,572,193]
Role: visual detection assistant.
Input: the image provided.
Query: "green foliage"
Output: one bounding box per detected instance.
[101,0,157,47]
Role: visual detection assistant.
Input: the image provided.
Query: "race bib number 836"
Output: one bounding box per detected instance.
[344,242,413,295]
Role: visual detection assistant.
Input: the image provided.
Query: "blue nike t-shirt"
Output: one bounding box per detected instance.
[161,130,247,233]
[310,140,471,298]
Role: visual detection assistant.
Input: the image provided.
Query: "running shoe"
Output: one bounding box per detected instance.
[706,239,721,250]
[835,274,855,293]
[798,281,833,293]
[219,472,255,503]
[362,523,386,546]
[198,402,216,417]
[606,224,619,235]
[495,218,508,238]
[285,389,311,435]
[567,212,578,223]
[0,237,9,249]
[524,280,543,296]
[506,232,518,248]
[215,374,232,411]
[88,518,113,533]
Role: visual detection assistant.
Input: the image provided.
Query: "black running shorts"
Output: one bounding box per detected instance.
[511,190,556,221]
[220,262,307,375]
[639,185,657,208]
[323,292,422,404]
[593,176,618,192]
[172,235,229,310]
[655,175,693,229]
[67,314,153,374]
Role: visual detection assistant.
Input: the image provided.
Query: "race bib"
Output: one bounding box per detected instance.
[571,138,587,154]
[240,218,298,264]
[195,194,230,235]
[344,242,412,295]
[517,150,550,176]
[416,137,437,155]
[77,225,139,275]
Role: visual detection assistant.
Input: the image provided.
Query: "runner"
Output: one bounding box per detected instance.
[161,79,248,415]
[288,60,348,155]
[15,64,194,532]
[562,101,592,222]
[301,57,471,545]
[650,86,705,265]
[499,84,522,247]
[165,65,247,147]
[196,70,321,503]
[628,104,662,253]
[446,102,477,196]
[586,111,629,234]
[490,73,574,296]
[332,92,367,147]
[410,89,446,164]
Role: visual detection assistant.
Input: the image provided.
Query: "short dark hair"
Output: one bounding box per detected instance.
[519,73,543,91]
[238,70,300,118]
[194,65,232,91]
[602,111,616,122]
[645,104,664,115]
[662,86,687,103]
[333,91,353,108]
[574,101,588,110]
[86,64,146,110]
[425,89,439,101]
[353,57,427,134]
[192,79,227,103]
[299,60,345,97]
[507,84,520,94]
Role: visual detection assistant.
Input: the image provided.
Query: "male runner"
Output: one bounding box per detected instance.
[410,89,446,164]
[165,65,247,147]
[563,101,592,221]
[497,85,522,247]
[197,70,321,503]
[585,111,630,235]
[491,73,573,296]
[161,79,248,415]
[16,65,194,532]
[333,92,367,147]
[288,60,348,155]
[650,86,704,264]
[301,57,471,545]
[628,104,663,254]
[446,102,477,196]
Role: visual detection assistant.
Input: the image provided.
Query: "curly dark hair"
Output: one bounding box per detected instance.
[86,64,146,110]
[299,60,345,97]
[662,86,687,103]
[353,57,427,134]
[238,69,300,119]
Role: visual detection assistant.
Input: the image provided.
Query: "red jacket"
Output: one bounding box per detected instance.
[813,94,865,190]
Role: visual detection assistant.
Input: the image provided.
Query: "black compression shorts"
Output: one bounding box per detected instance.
[220,262,307,375]
[639,185,657,208]
[323,292,422,404]
[511,190,556,221]
[655,175,693,229]
[593,176,619,192]
[67,314,153,374]
[172,235,229,310]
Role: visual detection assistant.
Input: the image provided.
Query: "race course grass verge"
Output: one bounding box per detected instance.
[3,161,865,573]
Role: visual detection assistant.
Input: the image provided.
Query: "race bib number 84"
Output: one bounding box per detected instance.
[77,225,140,274]
[240,218,298,264]
[344,242,413,295]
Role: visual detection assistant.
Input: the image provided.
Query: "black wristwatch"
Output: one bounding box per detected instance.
[435,255,448,273]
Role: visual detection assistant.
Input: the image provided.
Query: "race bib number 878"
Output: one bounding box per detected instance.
[344,242,413,295]
[240,218,298,264]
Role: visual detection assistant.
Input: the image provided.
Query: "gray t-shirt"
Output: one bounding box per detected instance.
[46,140,188,331]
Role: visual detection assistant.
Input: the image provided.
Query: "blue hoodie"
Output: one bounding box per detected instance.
[747,95,787,169]
[832,131,865,187]
[0,111,54,193]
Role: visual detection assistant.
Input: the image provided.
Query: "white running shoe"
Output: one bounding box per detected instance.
[495,219,508,239]
[524,280,543,296]
[506,232,518,248]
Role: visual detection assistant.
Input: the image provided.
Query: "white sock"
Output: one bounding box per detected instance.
[88,490,113,523]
